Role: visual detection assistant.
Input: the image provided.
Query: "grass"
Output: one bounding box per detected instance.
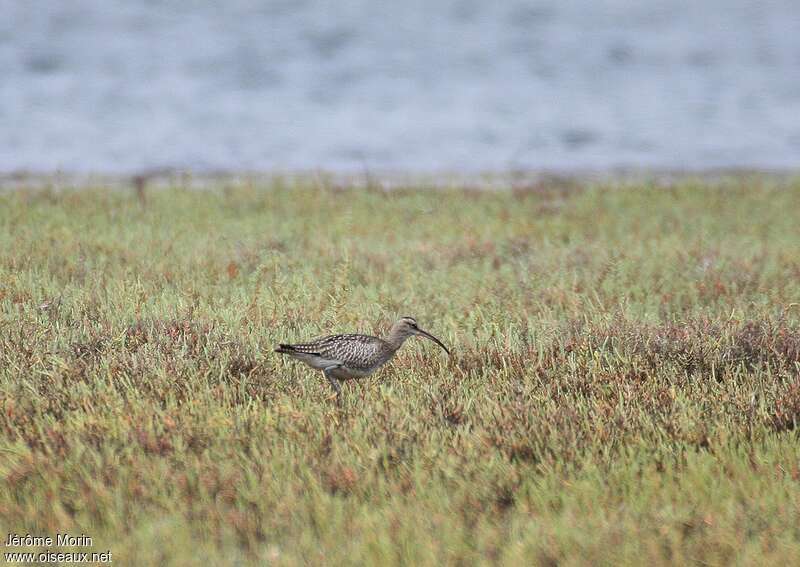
[1,176,799,565]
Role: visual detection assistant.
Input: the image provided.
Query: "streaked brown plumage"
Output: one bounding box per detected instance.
[275,316,450,397]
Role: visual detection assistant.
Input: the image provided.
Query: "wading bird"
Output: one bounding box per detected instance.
[275,316,450,398]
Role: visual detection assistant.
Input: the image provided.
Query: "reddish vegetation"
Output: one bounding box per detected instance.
[2,180,800,563]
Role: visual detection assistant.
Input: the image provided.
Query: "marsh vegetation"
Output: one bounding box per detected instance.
[1,177,799,565]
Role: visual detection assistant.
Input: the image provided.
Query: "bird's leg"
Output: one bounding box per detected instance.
[323,366,342,400]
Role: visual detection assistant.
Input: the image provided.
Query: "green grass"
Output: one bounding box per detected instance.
[1,177,800,565]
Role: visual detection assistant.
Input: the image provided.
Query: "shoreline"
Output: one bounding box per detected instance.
[1,166,799,193]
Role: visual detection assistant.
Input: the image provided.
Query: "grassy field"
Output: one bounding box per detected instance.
[1,176,800,565]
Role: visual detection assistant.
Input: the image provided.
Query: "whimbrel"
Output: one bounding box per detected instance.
[275,316,450,397]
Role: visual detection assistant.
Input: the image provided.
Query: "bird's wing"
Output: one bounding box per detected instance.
[316,334,386,369]
[276,343,322,356]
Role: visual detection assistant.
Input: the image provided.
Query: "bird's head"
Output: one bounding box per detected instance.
[390,316,450,355]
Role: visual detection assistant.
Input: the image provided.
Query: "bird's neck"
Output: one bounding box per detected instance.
[384,327,411,350]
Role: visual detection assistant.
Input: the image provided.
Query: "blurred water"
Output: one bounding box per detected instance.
[1,0,799,173]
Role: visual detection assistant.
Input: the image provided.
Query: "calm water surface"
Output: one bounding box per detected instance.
[2,1,799,173]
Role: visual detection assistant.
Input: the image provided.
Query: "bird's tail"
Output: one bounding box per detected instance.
[274,344,296,354]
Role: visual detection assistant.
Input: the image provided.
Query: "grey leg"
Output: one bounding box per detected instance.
[323,366,342,399]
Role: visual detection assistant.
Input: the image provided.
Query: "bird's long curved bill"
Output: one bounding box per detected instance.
[418,328,450,355]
